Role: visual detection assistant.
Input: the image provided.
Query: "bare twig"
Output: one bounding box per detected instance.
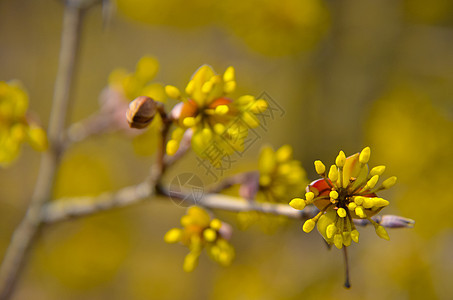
[42,182,153,223]
[0,2,88,299]
[41,180,415,230]
[65,112,117,145]
[207,171,258,194]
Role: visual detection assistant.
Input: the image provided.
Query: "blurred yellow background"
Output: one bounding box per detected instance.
[1,0,453,299]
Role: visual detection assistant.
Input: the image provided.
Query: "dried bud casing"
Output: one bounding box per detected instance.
[126,96,157,129]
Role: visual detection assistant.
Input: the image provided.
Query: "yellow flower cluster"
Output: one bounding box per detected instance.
[258,145,307,203]
[164,206,235,272]
[0,81,47,166]
[290,147,397,249]
[237,145,307,232]
[116,0,330,56]
[165,65,267,165]
[108,56,166,102]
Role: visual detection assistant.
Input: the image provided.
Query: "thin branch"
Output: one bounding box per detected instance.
[42,182,153,223]
[65,112,117,145]
[0,3,86,299]
[41,181,415,229]
[207,171,258,194]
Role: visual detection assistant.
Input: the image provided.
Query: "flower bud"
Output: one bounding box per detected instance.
[382,176,397,189]
[370,165,386,176]
[375,225,390,240]
[334,233,343,249]
[126,96,158,129]
[203,228,217,242]
[326,223,337,239]
[328,165,338,182]
[164,228,182,243]
[335,150,346,167]
[351,229,359,243]
[303,219,316,233]
[337,208,347,218]
[289,198,306,210]
[314,160,326,175]
[359,146,371,164]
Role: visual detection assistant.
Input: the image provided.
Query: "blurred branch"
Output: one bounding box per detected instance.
[65,112,117,145]
[207,171,258,194]
[42,182,153,223]
[0,2,93,299]
[41,181,415,230]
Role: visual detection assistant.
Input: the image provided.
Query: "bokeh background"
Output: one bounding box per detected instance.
[1,0,453,299]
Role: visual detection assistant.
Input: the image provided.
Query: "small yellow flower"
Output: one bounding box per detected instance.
[165,65,268,165]
[290,147,397,248]
[237,145,307,232]
[164,206,235,272]
[0,81,48,166]
[108,56,166,102]
[258,145,307,204]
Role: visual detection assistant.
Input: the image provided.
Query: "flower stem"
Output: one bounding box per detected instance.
[0,2,88,299]
[343,247,351,289]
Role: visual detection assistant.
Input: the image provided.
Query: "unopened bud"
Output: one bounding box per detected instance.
[314,160,326,175]
[370,165,386,176]
[328,165,339,182]
[289,198,306,210]
[359,146,371,164]
[375,225,390,240]
[335,151,346,167]
[334,233,343,249]
[382,176,397,189]
[126,96,158,129]
[326,224,337,239]
[303,219,316,233]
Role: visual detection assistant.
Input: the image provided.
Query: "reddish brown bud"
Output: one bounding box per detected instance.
[126,96,157,129]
